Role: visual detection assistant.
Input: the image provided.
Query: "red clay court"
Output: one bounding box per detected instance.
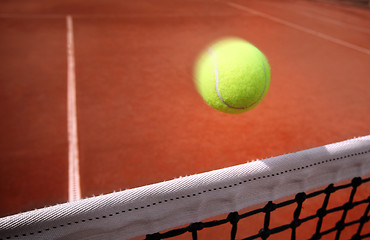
[0,0,369,239]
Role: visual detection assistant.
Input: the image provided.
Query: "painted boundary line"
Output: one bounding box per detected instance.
[66,15,81,202]
[227,2,370,56]
[248,1,370,34]
[297,11,370,35]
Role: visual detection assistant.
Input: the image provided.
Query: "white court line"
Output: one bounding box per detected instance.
[245,1,370,34]
[66,15,81,202]
[298,11,370,35]
[227,2,370,56]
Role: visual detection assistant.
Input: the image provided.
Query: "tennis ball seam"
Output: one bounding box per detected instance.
[207,47,268,110]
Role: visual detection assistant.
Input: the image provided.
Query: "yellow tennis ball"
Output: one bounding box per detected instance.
[194,38,271,114]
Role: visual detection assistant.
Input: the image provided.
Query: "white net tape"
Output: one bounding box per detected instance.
[0,136,369,240]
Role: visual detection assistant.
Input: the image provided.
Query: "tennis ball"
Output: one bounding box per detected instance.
[194,38,270,114]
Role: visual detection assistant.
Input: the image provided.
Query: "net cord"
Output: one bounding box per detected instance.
[0,136,369,240]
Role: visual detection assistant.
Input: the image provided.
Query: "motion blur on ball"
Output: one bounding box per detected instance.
[194,37,271,114]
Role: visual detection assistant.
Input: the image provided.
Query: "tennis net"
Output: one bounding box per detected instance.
[145,176,369,240]
[0,136,369,240]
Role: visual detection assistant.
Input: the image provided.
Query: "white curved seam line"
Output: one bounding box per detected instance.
[208,48,267,109]
[207,48,233,108]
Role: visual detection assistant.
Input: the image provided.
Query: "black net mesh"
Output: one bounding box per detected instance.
[145,177,370,240]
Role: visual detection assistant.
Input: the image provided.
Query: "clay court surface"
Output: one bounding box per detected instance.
[0,0,369,239]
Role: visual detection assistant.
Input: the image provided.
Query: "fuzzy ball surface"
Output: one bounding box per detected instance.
[194,38,271,114]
